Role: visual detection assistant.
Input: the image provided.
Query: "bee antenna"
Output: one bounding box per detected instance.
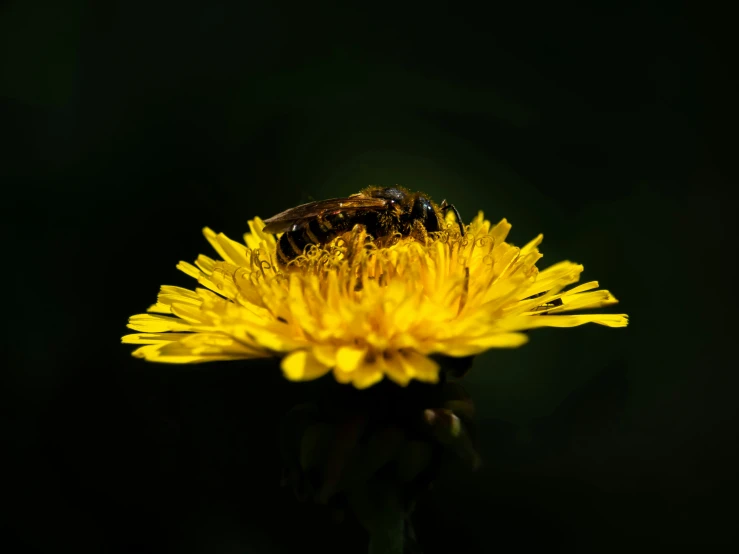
[440,201,465,236]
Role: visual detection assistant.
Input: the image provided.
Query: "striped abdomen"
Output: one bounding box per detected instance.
[276,211,360,264]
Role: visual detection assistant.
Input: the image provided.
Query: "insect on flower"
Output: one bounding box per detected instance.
[262,186,465,266]
[122,185,628,389]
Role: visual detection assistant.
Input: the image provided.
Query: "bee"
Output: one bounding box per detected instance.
[262,186,465,265]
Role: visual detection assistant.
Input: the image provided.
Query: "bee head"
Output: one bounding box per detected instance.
[409,193,441,233]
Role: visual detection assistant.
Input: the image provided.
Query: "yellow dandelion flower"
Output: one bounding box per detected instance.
[122,211,627,389]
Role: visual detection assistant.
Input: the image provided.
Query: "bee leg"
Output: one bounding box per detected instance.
[440,200,465,236]
[346,223,372,258]
[409,219,430,244]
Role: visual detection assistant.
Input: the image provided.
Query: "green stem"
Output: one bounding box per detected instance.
[348,479,407,554]
[368,515,405,554]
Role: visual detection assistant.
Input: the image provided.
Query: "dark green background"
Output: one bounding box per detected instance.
[4,1,736,552]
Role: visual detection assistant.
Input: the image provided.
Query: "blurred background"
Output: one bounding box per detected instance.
[3,1,736,552]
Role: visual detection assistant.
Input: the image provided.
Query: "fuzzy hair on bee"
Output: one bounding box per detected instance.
[262,185,465,266]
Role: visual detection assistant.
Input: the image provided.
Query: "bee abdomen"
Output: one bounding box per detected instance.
[276,213,367,264]
[277,222,338,264]
[307,219,333,243]
[277,234,297,264]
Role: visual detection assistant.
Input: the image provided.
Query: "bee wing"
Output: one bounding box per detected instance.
[262,196,389,233]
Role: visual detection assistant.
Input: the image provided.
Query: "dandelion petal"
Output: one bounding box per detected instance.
[282,350,331,381]
[336,346,365,373]
[399,351,440,384]
[441,332,529,356]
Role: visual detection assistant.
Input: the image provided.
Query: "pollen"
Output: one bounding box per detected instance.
[122,212,628,388]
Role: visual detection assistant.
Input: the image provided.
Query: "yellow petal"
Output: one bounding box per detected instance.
[287,275,318,336]
[203,228,250,267]
[203,227,232,264]
[490,218,512,244]
[122,332,192,344]
[245,217,276,250]
[524,262,584,297]
[439,332,529,356]
[546,290,619,313]
[521,234,543,255]
[383,352,412,387]
[128,332,266,363]
[127,314,196,333]
[170,303,210,324]
[336,346,365,372]
[244,326,304,352]
[312,344,337,366]
[522,314,629,328]
[281,350,331,381]
[352,369,384,389]
[176,261,201,279]
[398,351,440,384]
[147,303,172,314]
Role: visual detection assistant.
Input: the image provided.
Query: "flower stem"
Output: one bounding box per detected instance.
[348,478,407,554]
[368,515,405,554]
